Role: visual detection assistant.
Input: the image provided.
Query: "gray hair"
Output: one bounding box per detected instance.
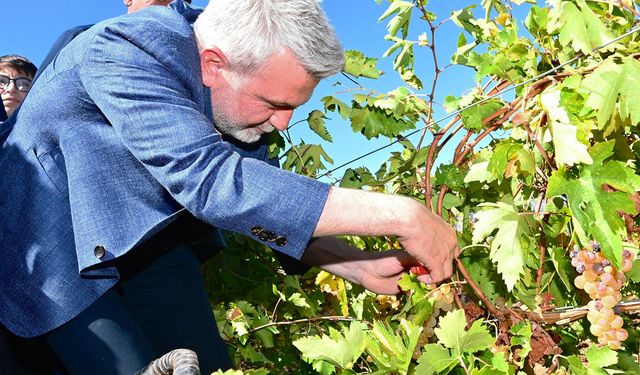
[193,0,344,79]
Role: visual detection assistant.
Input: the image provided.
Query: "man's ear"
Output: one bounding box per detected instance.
[200,47,229,88]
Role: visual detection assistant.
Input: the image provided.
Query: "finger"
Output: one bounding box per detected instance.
[425,265,445,284]
[441,259,453,280]
[416,273,435,284]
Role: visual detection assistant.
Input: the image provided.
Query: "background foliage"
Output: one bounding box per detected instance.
[206,1,640,373]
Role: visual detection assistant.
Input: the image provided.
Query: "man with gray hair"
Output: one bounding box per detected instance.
[0,0,457,373]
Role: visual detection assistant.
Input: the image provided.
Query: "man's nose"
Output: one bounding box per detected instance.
[271,109,294,131]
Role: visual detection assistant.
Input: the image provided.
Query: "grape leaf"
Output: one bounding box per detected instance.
[434,309,495,355]
[378,0,413,38]
[322,95,351,120]
[566,355,588,375]
[344,50,381,79]
[464,149,495,183]
[472,202,533,291]
[349,104,415,139]
[540,90,592,166]
[581,56,640,126]
[585,345,618,372]
[282,143,333,176]
[307,110,332,142]
[460,100,503,131]
[547,141,640,267]
[366,319,422,372]
[509,321,532,367]
[293,321,369,371]
[552,0,616,55]
[315,270,349,316]
[414,344,457,375]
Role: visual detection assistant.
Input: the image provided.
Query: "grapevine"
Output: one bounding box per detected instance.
[205,1,640,373]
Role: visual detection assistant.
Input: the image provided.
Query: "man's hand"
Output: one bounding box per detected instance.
[313,187,458,284]
[302,237,422,294]
[396,205,459,284]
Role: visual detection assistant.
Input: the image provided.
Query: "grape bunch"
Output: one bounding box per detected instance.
[413,284,455,358]
[570,244,634,349]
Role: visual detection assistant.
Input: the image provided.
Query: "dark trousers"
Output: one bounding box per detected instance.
[3,244,232,374]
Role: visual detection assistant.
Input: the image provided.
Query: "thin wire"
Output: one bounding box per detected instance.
[315,25,640,180]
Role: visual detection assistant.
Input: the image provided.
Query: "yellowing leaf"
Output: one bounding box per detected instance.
[581,57,640,126]
[315,270,349,316]
[540,90,593,167]
[551,0,616,54]
[344,50,381,79]
[472,202,533,291]
[293,321,369,371]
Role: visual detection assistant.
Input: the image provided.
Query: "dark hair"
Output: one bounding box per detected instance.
[0,55,37,78]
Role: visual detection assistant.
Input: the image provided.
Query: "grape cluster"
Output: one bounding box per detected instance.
[413,284,455,358]
[570,245,634,349]
[375,294,401,314]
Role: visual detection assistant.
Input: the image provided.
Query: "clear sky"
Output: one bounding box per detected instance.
[1,0,526,181]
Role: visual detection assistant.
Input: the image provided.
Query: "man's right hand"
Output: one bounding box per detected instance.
[313,186,458,284]
[396,203,458,283]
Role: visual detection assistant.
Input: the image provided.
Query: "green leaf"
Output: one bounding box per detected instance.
[339,167,377,189]
[540,90,593,167]
[435,164,466,190]
[487,140,524,182]
[525,5,548,35]
[566,355,588,375]
[434,309,495,354]
[378,0,413,38]
[267,131,285,158]
[472,202,533,291]
[282,143,334,176]
[547,142,640,267]
[548,246,574,291]
[464,149,495,183]
[460,100,503,131]
[553,0,616,55]
[366,319,422,372]
[581,57,640,126]
[585,345,618,369]
[414,344,457,375]
[307,110,332,142]
[509,321,532,368]
[322,95,351,120]
[293,321,369,370]
[349,104,415,140]
[460,254,507,303]
[451,5,482,40]
[344,50,381,79]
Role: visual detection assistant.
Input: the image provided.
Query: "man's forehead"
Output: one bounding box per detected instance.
[248,51,319,107]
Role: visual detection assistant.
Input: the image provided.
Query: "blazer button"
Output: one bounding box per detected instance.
[265,231,277,242]
[94,245,106,259]
[251,226,263,236]
[258,231,270,241]
[275,237,288,247]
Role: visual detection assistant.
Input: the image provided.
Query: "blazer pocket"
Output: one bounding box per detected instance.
[33,147,69,195]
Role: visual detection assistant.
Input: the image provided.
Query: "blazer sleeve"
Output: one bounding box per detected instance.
[78,9,329,260]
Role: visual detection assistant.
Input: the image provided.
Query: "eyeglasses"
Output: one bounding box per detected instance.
[0,74,33,92]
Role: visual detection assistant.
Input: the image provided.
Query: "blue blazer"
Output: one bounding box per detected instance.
[0,6,329,337]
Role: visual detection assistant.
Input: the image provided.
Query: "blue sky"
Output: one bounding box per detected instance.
[1,0,526,181]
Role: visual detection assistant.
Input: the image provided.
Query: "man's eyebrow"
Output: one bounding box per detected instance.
[258,94,300,109]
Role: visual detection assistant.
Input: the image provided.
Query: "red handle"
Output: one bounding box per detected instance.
[410,265,430,276]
